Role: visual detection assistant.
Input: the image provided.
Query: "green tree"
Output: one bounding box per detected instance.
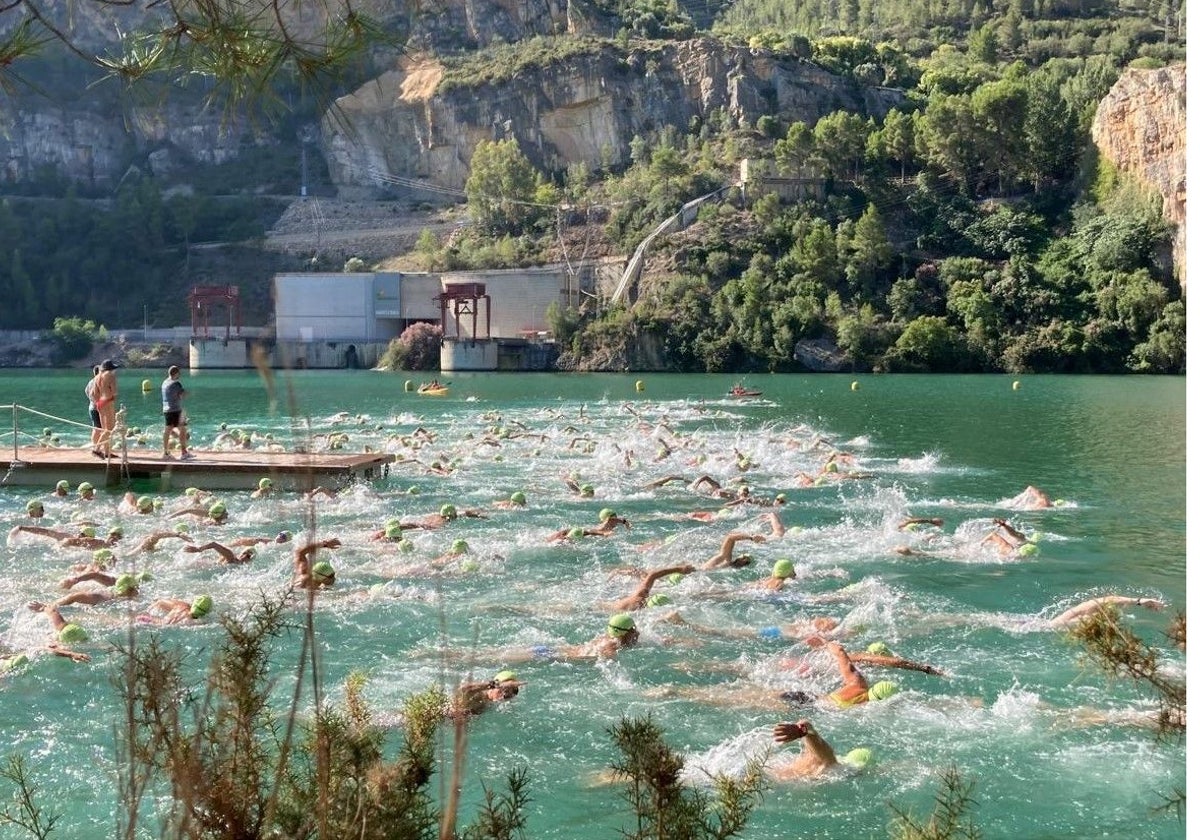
[774,121,815,177]
[886,315,968,371]
[465,139,547,236]
[844,204,894,301]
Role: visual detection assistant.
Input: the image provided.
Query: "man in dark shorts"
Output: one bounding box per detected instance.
[161,365,193,460]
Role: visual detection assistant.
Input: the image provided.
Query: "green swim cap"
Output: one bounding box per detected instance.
[646,594,670,607]
[1028,531,1042,544]
[56,480,70,493]
[772,559,796,579]
[824,462,839,473]
[185,487,200,497]
[579,484,594,497]
[1053,499,1065,507]
[510,491,526,505]
[173,522,189,534]
[384,517,401,530]
[440,504,457,519]
[398,538,415,553]
[311,561,335,583]
[1,653,29,672]
[406,486,420,495]
[26,500,43,514]
[607,613,636,636]
[494,670,518,684]
[903,522,919,532]
[78,482,93,495]
[136,495,153,513]
[208,502,227,518]
[385,523,404,540]
[93,548,114,565]
[866,642,892,656]
[567,527,585,540]
[114,574,137,595]
[136,570,154,583]
[598,508,615,523]
[258,477,273,490]
[1017,543,1038,557]
[841,747,873,768]
[108,526,124,539]
[152,498,164,511]
[190,595,214,618]
[868,681,898,701]
[80,526,96,538]
[775,493,787,503]
[667,572,685,585]
[449,538,468,555]
[277,530,293,542]
[58,624,88,644]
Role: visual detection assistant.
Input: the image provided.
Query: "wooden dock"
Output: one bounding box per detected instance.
[0,446,395,492]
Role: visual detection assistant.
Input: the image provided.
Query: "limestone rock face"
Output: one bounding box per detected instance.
[321,38,902,194]
[1091,64,1186,286]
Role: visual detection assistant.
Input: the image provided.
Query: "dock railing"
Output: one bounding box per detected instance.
[1,402,129,481]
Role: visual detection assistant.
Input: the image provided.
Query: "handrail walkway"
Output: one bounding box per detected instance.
[2,402,131,486]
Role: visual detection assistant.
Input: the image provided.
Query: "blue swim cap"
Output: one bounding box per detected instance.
[758,626,782,640]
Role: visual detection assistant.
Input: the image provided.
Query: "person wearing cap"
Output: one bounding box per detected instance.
[1010,485,1055,510]
[25,499,45,519]
[8,524,121,550]
[606,564,696,612]
[1047,594,1166,628]
[402,504,488,531]
[94,358,121,459]
[453,670,522,716]
[77,481,96,501]
[129,529,195,554]
[52,479,71,498]
[168,500,229,525]
[184,541,258,565]
[229,531,293,548]
[26,601,92,651]
[293,537,342,589]
[756,559,797,591]
[982,517,1032,556]
[160,365,193,460]
[141,594,214,625]
[250,477,274,499]
[700,530,769,571]
[53,571,146,607]
[120,492,156,515]
[770,719,840,778]
[491,491,528,510]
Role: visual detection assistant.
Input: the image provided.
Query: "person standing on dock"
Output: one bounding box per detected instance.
[85,364,102,455]
[161,365,193,460]
[94,358,120,459]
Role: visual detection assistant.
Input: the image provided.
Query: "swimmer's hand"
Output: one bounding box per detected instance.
[1139,598,1165,611]
[322,538,342,549]
[773,720,811,744]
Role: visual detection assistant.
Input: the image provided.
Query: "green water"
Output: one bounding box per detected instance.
[0,370,1186,839]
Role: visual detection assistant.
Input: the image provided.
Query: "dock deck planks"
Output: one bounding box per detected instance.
[0,446,394,491]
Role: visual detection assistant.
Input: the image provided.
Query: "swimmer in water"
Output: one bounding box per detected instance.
[293,537,341,589]
[756,559,798,591]
[9,525,121,550]
[700,531,768,570]
[53,571,144,606]
[139,594,215,626]
[169,500,229,525]
[452,670,522,717]
[606,564,696,612]
[770,719,839,778]
[982,518,1031,555]
[183,541,258,565]
[1047,595,1165,628]
[128,529,194,554]
[1009,485,1056,510]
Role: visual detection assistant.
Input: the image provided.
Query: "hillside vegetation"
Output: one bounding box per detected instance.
[0,0,1184,372]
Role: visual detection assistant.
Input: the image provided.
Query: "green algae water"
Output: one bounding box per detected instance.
[0,370,1186,839]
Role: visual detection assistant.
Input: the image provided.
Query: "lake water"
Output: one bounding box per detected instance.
[0,370,1186,838]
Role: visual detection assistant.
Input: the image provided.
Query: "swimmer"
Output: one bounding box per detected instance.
[169,500,229,525]
[9,524,121,550]
[25,499,45,519]
[700,531,768,570]
[770,719,839,779]
[24,602,91,654]
[606,564,696,612]
[1010,485,1055,510]
[303,486,341,501]
[54,571,144,607]
[128,529,194,554]
[140,594,214,626]
[452,670,522,717]
[51,480,71,498]
[897,517,944,531]
[229,531,294,547]
[492,491,528,510]
[982,518,1030,555]
[756,559,797,591]
[1047,595,1165,629]
[669,614,843,645]
[119,492,156,515]
[184,541,258,565]
[250,477,275,499]
[76,482,96,500]
[293,537,341,589]
[406,504,488,531]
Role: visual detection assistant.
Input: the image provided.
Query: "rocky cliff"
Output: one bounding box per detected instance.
[1091,64,1186,287]
[321,37,901,193]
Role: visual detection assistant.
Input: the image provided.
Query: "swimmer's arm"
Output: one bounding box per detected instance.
[849,653,945,676]
[762,512,785,538]
[826,643,864,685]
[636,564,695,596]
[991,518,1025,540]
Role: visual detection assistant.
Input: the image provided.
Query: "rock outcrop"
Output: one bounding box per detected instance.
[1091,64,1186,287]
[321,37,902,193]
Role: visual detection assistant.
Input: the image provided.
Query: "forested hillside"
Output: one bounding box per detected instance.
[0,0,1185,372]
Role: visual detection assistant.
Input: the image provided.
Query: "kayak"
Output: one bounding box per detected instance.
[728,387,762,398]
[418,386,449,396]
